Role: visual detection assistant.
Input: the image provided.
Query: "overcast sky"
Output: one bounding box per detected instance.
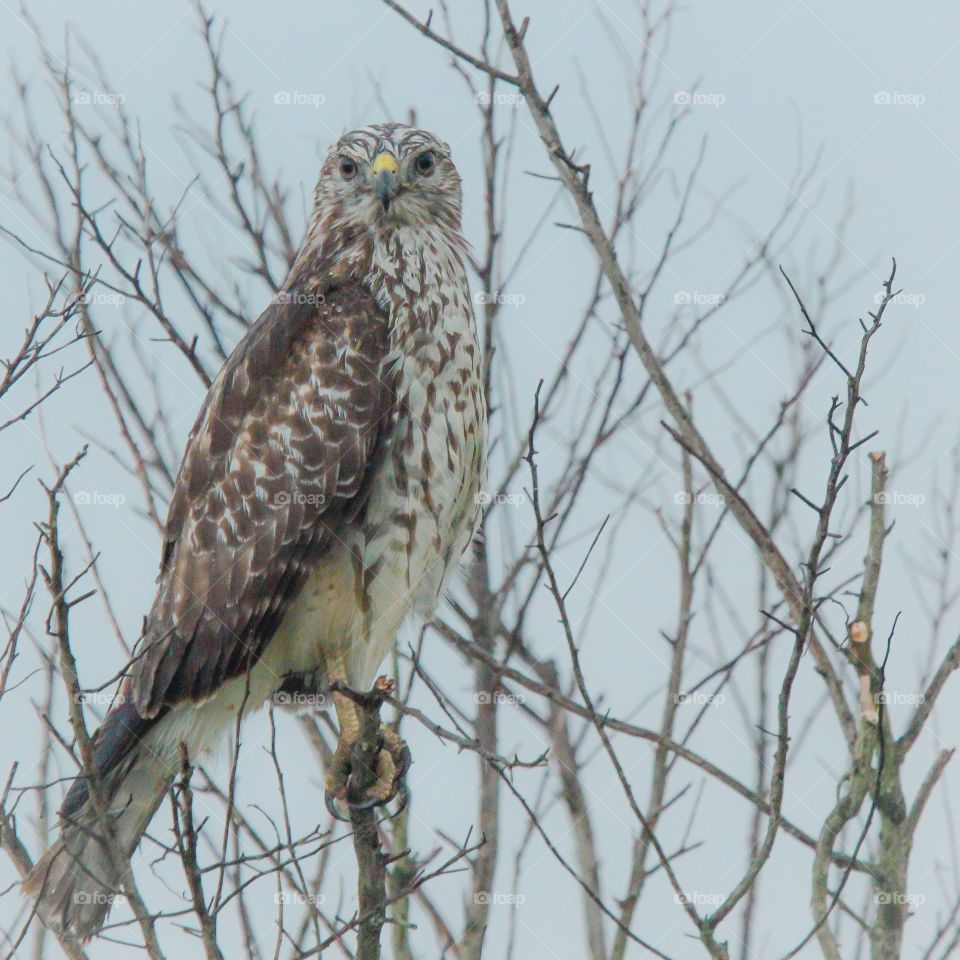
[3,3,960,959]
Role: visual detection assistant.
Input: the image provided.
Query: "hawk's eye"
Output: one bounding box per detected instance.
[338,157,357,180]
[415,151,436,176]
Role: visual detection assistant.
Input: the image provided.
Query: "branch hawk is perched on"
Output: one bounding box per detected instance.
[26,122,486,937]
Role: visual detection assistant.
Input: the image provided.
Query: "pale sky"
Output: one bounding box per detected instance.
[2,3,960,958]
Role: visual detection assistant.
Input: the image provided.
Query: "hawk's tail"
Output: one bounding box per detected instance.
[23,700,174,939]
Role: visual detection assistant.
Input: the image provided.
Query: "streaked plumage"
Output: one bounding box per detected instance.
[25,122,485,938]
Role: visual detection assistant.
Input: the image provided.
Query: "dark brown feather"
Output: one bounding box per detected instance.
[131,280,394,717]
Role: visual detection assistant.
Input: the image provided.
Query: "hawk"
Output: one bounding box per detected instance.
[26,122,486,938]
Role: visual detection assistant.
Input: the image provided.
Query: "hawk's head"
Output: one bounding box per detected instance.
[314,122,463,233]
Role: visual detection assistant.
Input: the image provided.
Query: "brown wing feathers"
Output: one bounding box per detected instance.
[61,280,393,817]
[132,279,393,716]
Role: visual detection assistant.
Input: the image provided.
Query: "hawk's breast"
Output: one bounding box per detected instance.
[349,224,486,684]
[267,223,485,691]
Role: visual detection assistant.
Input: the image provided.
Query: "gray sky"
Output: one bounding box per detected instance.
[2,2,960,958]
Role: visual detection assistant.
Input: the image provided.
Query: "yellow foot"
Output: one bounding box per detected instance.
[324,677,411,822]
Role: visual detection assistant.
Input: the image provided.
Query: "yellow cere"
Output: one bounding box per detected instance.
[371,152,400,175]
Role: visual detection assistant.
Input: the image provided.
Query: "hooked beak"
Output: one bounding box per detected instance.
[371,152,400,211]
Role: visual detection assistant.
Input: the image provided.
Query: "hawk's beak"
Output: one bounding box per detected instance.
[371,152,400,211]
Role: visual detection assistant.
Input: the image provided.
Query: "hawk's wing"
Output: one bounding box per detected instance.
[130,279,394,717]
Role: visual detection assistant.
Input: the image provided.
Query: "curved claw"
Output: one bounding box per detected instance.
[364,741,413,817]
[342,741,413,816]
[396,741,412,780]
[390,775,410,818]
[325,792,352,823]
[388,744,412,817]
[344,776,410,817]
[346,792,383,812]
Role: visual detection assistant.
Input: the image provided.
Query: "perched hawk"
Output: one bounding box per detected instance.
[26,122,486,937]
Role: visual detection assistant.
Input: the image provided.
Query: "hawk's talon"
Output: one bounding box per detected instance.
[324,723,410,821]
[359,733,412,818]
[379,748,412,819]
[344,759,410,817]
[325,791,352,823]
